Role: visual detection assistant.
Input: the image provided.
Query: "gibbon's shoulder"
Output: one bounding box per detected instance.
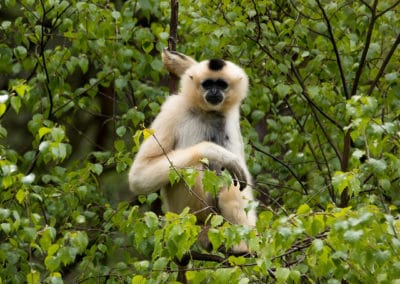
[154,94,191,122]
[161,94,189,110]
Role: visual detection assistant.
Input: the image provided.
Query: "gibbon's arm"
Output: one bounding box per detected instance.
[128,97,247,196]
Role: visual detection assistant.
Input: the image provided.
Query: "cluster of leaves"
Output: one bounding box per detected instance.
[0,0,399,283]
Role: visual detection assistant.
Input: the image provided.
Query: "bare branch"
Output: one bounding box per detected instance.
[251,142,308,195]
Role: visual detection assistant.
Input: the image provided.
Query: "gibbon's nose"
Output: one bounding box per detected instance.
[205,89,223,105]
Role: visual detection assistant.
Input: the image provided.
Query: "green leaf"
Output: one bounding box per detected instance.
[90,163,103,175]
[208,228,223,251]
[45,256,60,272]
[131,275,146,284]
[114,139,126,151]
[275,267,290,283]
[47,244,59,257]
[16,189,27,204]
[0,103,6,116]
[297,204,311,215]
[10,96,21,113]
[26,270,40,284]
[38,127,51,138]
[1,223,11,234]
[228,255,246,266]
[153,257,168,270]
[275,84,291,97]
[211,215,224,227]
[11,80,30,97]
[343,229,363,242]
[78,55,88,74]
[111,10,121,20]
[116,126,126,137]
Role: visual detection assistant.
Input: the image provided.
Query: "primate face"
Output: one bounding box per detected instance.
[180,56,248,112]
[201,78,228,105]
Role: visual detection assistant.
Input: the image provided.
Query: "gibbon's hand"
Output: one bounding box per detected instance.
[196,142,248,191]
[223,158,247,191]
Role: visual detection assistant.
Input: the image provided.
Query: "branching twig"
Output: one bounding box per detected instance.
[367,33,400,96]
[251,142,308,195]
[285,97,335,202]
[351,0,378,97]
[290,62,344,167]
[290,62,343,130]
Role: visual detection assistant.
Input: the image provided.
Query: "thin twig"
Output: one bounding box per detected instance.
[316,0,349,99]
[251,142,308,195]
[367,33,400,96]
[39,0,54,120]
[151,134,220,216]
[351,0,378,97]
[290,62,343,130]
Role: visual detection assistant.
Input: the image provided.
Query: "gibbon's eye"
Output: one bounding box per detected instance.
[201,79,228,90]
[215,79,228,90]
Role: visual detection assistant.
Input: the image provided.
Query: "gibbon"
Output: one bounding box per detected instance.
[128,49,256,253]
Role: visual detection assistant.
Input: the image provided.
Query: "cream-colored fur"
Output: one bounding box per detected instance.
[129,49,256,253]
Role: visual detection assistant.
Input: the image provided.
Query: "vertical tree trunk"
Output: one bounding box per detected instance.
[167,0,179,95]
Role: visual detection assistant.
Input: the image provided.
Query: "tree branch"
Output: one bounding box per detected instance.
[291,61,344,171]
[367,33,400,96]
[376,0,400,18]
[351,0,378,97]
[251,142,308,195]
[290,62,343,130]
[316,0,349,99]
[39,0,54,120]
[284,98,334,199]
[167,0,179,94]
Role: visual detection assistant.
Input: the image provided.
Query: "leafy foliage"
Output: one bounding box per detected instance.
[0,0,399,283]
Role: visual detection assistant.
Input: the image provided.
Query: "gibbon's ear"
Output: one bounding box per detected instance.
[162,48,197,77]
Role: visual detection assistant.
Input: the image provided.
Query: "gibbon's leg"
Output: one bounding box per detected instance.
[218,184,256,254]
[129,140,248,196]
[218,185,256,226]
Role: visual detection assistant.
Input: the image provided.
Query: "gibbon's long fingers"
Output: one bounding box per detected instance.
[224,163,247,191]
[194,141,247,191]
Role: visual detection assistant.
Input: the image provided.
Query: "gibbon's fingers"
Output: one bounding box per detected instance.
[223,161,247,191]
[195,141,247,190]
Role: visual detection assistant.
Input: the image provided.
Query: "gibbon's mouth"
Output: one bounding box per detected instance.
[205,92,224,105]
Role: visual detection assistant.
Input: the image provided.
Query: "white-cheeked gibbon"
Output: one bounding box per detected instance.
[129,49,256,253]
